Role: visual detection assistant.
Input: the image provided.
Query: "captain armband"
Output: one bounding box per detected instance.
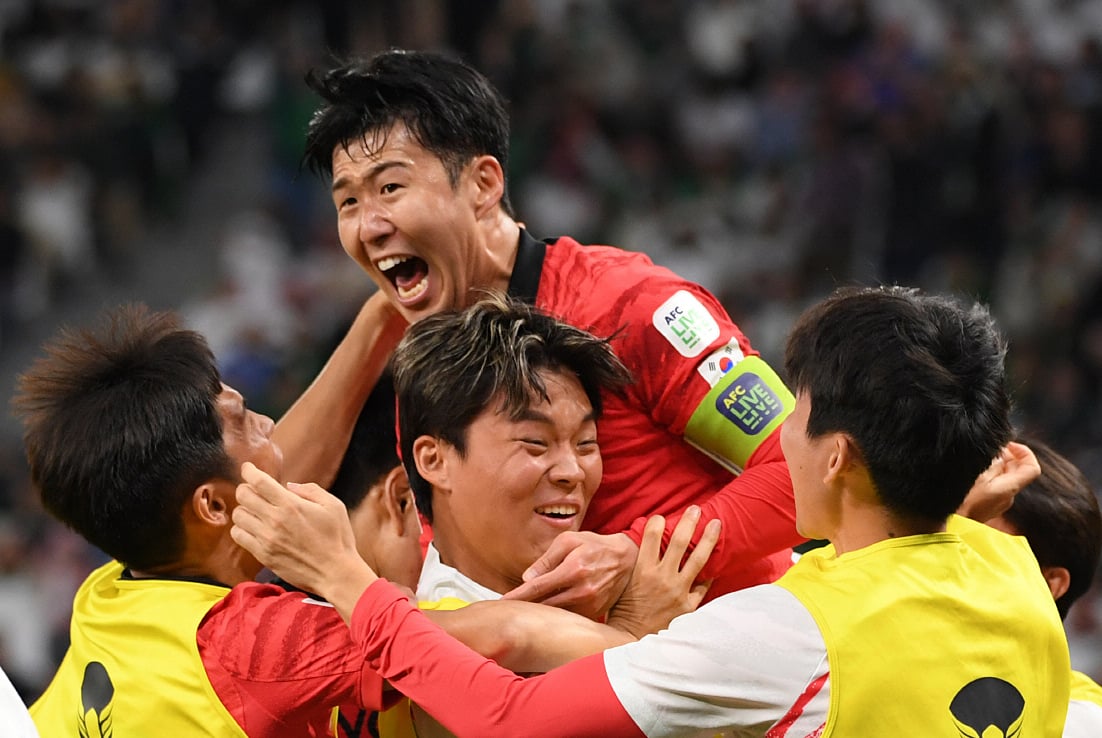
[683,354,794,474]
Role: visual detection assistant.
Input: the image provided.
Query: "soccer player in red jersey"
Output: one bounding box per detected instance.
[276,49,801,616]
[17,305,708,737]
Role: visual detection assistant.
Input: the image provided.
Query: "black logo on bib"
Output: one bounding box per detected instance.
[79,661,115,738]
[949,677,1024,738]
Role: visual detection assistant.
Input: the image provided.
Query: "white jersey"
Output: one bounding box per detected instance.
[416,543,502,604]
[0,667,39,737]
[1065,697,1102,737]
[603,584,829,737]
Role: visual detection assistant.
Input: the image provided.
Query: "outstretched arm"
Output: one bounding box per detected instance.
[232,464,717,672]
[231,462,641,736]
[273,291,407,486]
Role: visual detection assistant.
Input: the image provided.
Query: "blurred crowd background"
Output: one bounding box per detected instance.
[0,0,1100,704]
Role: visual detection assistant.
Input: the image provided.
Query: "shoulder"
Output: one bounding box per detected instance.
[603,585,828,736]
[606,584,823,676]
[201,581,343,643]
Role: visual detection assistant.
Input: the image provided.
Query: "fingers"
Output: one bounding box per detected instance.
[503,568,571,604]
[521,532,579,582]
[662,507,700,570]
[680,518,721,580]
[636,514,667,563]
[241,461,280,496]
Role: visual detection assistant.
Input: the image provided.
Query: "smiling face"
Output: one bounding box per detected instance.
[331,123,505,323]
[426,369,602,593]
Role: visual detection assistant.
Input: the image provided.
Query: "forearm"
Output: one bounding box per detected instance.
[274,292,406,485]
[425,600,635,673]
[353,581,642,737]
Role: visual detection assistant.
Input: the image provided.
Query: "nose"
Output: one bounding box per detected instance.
[550,447,586,488]
[358,202,396,247]
[256,411,276,437]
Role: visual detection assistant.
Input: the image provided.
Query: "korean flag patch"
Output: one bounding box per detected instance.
[696,339,746,387]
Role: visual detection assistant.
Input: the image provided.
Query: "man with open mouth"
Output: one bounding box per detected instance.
[276,48,803,617]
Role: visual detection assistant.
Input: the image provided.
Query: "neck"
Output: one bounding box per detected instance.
[832,504,947,555]
[480,215,521,296]
[137,536,256,587]
[431,517,516,595]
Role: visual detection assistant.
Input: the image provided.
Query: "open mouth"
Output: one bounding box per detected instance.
[535,504,580,521]
[378,255,429,302]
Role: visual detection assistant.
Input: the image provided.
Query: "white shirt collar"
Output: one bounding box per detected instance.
[416,543,504,603]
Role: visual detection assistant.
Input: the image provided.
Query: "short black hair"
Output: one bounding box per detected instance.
[328,369,400,512]
[13,305,233,569]
[303,48,513,214]
[1002,436,1101,619]
[784,286,1012,523]
[392,294,631,521]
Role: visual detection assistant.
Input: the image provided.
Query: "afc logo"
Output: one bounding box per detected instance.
[716,373,782,434]
[663,305,704,351]
[652,290,720,358]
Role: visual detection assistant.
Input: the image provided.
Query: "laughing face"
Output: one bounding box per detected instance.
[427,369,602,594]
[331,123,511,322]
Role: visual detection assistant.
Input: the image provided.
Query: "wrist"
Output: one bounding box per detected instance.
[321,554,379,622]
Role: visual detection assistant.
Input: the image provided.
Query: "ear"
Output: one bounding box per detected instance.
[412,435,450,493]
[1040,565,1071,602]
[468,155,505,218]
[822,434,852,485]
[192,481,233,527]
[380,465,416,537]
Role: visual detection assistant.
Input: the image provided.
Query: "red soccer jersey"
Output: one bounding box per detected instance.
[513,232,802,594]
[198,581,388,735]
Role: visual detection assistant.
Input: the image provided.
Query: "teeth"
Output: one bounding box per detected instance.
[397,279,428,301]
[536,505,578,516]
[377,255,410,272]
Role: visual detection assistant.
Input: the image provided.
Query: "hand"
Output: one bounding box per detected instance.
[231,462,377,617]
[607,506,720,639]
[500,531,639,620]
[958,442,1041,522]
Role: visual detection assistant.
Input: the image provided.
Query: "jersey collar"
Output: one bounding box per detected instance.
[506,228,548,304]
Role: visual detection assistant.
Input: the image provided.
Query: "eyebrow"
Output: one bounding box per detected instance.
[331,160,408,194]
[513,407,597,424]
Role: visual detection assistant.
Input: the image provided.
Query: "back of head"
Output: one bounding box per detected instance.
[784,286,1012,523]
[1003,437,1101,619]
[328,369,400,512]
[302,48,512,212]
[12,305,232,570]
[392,293,632,521]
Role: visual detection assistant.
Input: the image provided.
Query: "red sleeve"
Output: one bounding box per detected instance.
[625,426,803,581]
[352,580,644,738]
[198,582,386,732]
